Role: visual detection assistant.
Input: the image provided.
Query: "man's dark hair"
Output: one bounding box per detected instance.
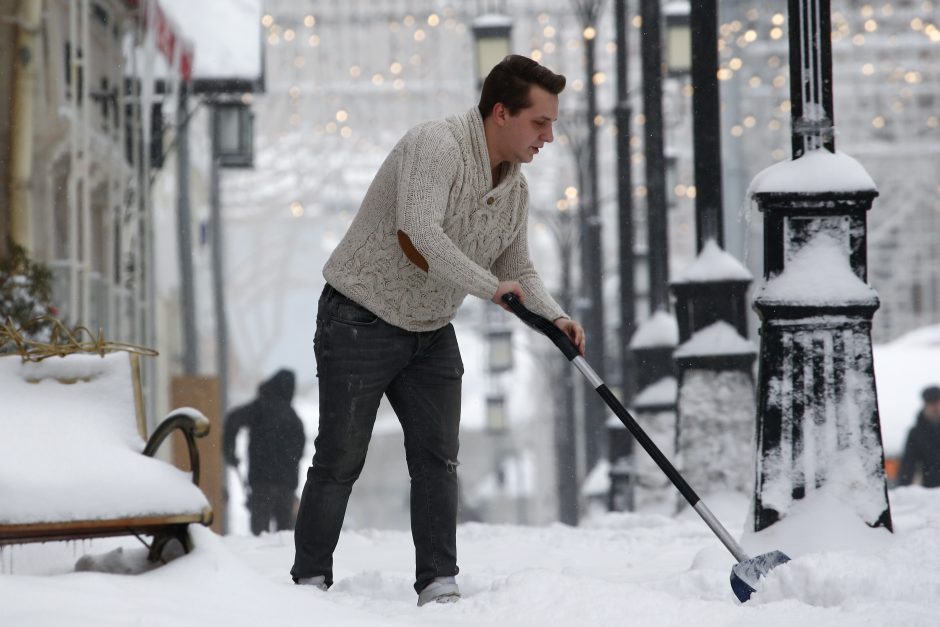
[478,54,566,119]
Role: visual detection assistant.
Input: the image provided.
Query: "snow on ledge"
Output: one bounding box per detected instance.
[748,149,877,196]
[0,354,209,525]
[673,239,753,284]
[674,321,756,358]
[167,407,210,428]
[472,13,513,28]
[158,0,262,79]
[582,458,611,496]
[633,376,678,408]
[757,233,878,306]
[629,311,679,349]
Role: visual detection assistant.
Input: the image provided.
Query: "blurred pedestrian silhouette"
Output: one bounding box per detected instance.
[224,369,306,534]
[898,385,940,488]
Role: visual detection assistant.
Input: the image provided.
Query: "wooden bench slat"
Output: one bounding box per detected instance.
[0,510,212,545]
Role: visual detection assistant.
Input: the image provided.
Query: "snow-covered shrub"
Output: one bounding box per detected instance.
[0,240,55,350]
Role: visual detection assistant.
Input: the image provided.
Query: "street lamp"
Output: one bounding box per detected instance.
[213,102,254,168]
[487,330,514,374]
[486,396,508,434]
[208,98,256,423]
[471,14,512,88]
[665,1,692,77]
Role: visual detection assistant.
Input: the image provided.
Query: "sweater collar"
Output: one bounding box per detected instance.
[462,106,521,192]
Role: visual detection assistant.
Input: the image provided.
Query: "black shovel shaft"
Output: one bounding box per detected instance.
[502,293,699,506]
[502,293,751,563]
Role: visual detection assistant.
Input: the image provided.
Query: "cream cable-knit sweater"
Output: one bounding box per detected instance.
[323,107,566,332]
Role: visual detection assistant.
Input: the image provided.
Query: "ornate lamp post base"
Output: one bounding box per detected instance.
[750,184,892,532]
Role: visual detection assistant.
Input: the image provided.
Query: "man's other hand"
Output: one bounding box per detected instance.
[554,317,586,356]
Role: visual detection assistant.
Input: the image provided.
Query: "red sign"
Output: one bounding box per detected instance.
[144,0,195,82]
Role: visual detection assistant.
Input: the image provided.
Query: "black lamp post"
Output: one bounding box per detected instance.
[611,0,637,512]
[209,98,255,419]
[749,0,892,532]
[689,0,722,250]
[666,0,758,504]
[571,0,608,475]
[639,0,669,314]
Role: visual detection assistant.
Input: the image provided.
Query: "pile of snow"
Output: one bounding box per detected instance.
[0,354,208,525]
[3,487,940,625]
[674,321,756,358]
[630,311,679,349]
[757,232,878,306]
[632,376,678,409]
[673,240,753,284]
[677,369,755,496]
[748,149,877,195]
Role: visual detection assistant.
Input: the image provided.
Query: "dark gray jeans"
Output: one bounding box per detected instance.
[291,285,463,593]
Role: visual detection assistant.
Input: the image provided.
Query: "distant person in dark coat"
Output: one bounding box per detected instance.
[224,369,307,534]
[898,385,940,488]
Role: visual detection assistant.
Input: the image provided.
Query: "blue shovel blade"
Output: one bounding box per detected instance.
[730,550,791,602]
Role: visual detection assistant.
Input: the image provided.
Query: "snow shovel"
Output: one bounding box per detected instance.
[502,293,790,602]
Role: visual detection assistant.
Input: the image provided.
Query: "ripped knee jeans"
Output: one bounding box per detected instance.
[292,284,463,593]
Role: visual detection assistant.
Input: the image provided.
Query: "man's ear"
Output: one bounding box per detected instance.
[492,102,508,126]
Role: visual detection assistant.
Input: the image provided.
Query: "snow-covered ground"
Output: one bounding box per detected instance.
[2,487,939,626]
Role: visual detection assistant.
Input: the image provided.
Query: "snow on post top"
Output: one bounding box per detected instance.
[581,458,611,496]
[629,311,679,349]
[674,321,755,358]
[758,233,878,305]
[472,14,514,28]
[632,376,678,409]
[748,149,877,196]
[664,1,692,17]
[673,239,753,284]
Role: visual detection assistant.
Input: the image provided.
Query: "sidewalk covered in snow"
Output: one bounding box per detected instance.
[2,487,939,626]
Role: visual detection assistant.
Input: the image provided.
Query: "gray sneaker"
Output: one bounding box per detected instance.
[417,576,460,607]
[296,575,329,591]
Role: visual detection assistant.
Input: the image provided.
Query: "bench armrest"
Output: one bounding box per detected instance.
[142,407,211,486]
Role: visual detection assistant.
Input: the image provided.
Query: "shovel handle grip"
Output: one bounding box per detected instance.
[501,293,580,360]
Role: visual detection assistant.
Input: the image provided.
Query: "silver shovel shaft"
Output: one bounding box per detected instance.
[693,501,750,563]
[572,355,751,563]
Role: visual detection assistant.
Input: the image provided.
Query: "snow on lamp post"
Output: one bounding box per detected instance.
[670,243,756,500]
[747,0,892,531]
[668,0,756,503]
[622,311,679,512]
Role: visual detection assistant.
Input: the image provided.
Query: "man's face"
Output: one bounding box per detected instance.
[494,85,558,164]
[925,400,940,421]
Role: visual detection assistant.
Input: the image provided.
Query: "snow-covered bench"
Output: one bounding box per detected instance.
[0,352,213,561]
